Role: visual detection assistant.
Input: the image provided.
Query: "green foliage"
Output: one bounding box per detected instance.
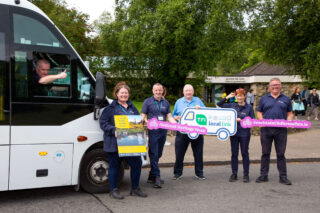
[253,0,320,83]
[98,0,252,96]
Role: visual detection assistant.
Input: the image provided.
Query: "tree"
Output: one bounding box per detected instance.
[98,0,254,95]
[253,0,320,86]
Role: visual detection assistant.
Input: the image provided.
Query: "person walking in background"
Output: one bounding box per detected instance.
[246,89,255,107]
[99,82,147,199]
[217,88,255,183]
[291,87,304,120]
[141,83,176,188]
[307,88,319,120]
[301,86,310,116]
[172,84,206,180]
[256,78,293,185]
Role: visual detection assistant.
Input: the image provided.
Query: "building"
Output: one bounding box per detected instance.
[204,62,304,108]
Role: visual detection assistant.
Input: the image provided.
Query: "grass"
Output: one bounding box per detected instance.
[132,101,174,113]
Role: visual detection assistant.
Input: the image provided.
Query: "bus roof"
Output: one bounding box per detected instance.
[1,0,52,24]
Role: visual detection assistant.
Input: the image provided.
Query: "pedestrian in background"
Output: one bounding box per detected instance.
[172,84,206,180]
[307,88,319,120]
[246,89,255,106]
[256,78,293,185]
[291,87,304,120]
[301,86,310,116]
[217,88,255,183]
[141,83,176,188]
[99,82,147,199]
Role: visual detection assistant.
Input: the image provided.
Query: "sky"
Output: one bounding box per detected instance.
[64,0,115,23]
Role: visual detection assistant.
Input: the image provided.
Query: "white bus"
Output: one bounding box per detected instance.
[0,0,128,193]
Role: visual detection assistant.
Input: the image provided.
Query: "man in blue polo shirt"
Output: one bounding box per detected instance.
[172,84,206,180]
[256,77,293,185]
[141,83,176,188]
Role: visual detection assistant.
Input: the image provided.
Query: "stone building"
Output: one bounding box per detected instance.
[204,62,305,109]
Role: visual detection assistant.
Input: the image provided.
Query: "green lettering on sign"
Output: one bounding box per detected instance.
[196,114,207,125]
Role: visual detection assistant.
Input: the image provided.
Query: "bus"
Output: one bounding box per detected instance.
[0,0,131,193]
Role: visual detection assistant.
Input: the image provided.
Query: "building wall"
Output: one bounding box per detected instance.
[252,82,303,110]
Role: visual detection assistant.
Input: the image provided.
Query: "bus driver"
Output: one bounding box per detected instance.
[35,59,67,84]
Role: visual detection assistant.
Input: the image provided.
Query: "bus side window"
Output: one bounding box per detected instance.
[0,32,7,122]
[77,64,94,102]
[14,51,28,98]
[32,53,71,98]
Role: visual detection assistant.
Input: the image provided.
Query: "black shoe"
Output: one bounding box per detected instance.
[243,175,250,183]
[229,174,237,182]
[109,188,124,200]
[172,174,183,180]
[279,177,292,185]
[153,177,162,188]
[256,175,268,183]
[130,188,148,197]
[147,176,155,184]
[148,176,164,184]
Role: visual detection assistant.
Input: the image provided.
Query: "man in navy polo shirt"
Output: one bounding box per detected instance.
[256,78,293,185]
[141,83,176,188]
[172,84,206,180]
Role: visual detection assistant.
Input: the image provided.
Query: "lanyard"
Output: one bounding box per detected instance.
[119,105,129,115]
[154,100,163,113]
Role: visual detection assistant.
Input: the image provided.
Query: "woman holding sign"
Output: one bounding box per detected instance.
[99,82,147,199]
[217,88,255,183]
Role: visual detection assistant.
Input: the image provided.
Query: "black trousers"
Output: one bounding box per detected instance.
[230,135,250,175]
[260,127,287,177]
[174,132,204,176]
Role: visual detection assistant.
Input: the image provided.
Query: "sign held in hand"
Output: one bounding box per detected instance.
[147,118,207,135]
[240,117,311,129]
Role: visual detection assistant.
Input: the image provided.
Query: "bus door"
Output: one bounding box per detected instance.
[8,6,94,190]
[0,4,10,191]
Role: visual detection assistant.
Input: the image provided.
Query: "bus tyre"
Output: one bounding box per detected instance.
[80,149,124,194]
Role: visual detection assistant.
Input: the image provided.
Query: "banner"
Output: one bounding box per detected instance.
[240,117,311,128]
[146,107,237,141]
[114,115,147,157]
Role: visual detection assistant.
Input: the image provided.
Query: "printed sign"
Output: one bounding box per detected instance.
[240,117,311,128]
[114,115,147,157]
[179,107,237,141]
[147,118,207,135]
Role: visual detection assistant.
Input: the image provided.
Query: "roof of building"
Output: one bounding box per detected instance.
[236,62,290,76]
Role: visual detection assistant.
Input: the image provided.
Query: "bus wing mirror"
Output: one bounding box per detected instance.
[94,72,106,120]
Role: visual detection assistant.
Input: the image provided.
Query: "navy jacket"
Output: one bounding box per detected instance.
[217,98,255,137]
[99,99,139,152]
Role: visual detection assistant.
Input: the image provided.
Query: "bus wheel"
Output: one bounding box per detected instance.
[80,149,124,193]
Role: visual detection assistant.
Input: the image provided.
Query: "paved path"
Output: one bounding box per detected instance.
[2,163,319,213]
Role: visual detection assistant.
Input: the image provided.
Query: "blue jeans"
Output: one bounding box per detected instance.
[107,152,142,191]
[148,130,167,178]
[230,135,250,175]
[174,132,204,176]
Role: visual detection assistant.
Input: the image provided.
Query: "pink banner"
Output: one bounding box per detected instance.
[147,118,207,135]
[240,117,311,128]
